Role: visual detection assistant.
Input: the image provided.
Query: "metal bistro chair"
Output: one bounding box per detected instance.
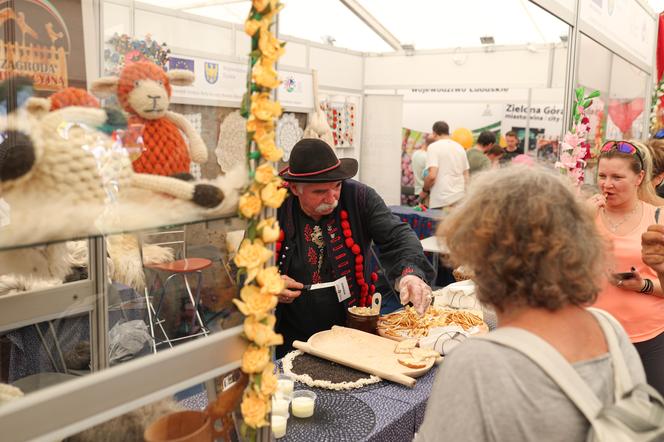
[139,227,211,352]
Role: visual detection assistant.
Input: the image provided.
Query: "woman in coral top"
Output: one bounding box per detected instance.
[588,140,664,396]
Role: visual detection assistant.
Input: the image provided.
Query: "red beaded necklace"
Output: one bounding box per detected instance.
[340,210,377,307]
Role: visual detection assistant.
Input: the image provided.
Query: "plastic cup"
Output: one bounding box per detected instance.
[271,413,289,439]
[272,391,291,416]
[291,390,317,418]
[277,373,295,396]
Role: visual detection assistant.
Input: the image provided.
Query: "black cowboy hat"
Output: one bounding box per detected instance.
[280,138,358,182]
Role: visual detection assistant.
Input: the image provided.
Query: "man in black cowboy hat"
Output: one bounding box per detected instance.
[275,138,435,357]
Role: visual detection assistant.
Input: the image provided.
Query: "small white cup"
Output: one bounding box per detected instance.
[271,413,289,439]
[272,391,291,417]
[291,390,317,418]
[277,373,295,396]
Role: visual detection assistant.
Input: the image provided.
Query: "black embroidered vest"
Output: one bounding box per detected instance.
[276,179,378,307]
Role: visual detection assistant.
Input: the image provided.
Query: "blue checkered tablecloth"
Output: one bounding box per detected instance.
[351,367,437,441]
[277,363,438,441]
[389,206,445,240]
[180,364,438,442]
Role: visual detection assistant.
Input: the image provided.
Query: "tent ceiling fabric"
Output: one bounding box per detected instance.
[136,0,392,51]
[355,0,568,49]
[276,0,393,51]
[135,0,663,53]
[649,0,664,13]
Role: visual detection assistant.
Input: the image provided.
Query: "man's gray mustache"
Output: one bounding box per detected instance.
[315,199,339,213]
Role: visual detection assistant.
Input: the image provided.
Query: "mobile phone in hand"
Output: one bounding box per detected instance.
[612,271,636,280]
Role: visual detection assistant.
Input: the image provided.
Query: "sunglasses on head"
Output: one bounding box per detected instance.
[654,129,664,139]
[600,140,644,170]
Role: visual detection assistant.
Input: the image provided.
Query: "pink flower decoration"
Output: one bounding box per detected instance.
[571,169,584,184]
[559,152,577,168]
[560,89,598,186]
[563,133,579,146]
[124,50,145,65]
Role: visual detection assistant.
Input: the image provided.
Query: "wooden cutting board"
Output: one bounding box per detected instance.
[292,326,436,388]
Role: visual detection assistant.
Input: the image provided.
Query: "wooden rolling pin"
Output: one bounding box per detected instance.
[292,340,417,388]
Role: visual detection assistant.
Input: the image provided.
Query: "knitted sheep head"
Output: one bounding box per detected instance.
[25,86,127,135]
[90,61,208,177]
[91,61,192,120]
[49,87,101,110]
[0,118,39,189]
[1,103,133,203]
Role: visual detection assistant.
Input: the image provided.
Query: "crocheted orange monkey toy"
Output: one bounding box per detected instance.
[91,61,207,177]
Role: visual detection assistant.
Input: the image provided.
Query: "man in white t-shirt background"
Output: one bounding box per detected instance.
[421,121,470,209]
[412,134,434,196]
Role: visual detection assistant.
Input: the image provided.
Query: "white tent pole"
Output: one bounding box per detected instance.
[176,0,246,10]
[338,0,402,51]
[519,0,547,43]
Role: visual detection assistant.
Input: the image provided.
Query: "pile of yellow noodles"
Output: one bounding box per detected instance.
[377,306,484,338]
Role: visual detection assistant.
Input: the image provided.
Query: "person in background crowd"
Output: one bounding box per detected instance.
[500,130,521,164]
[587,140,664,396]
[421,121,469,209]
[536,135,559,163]
[275,139,434,358]
[486,144,504,168]
[646,137,664,203]
[640,223,664,400]
[416,166,645,441]
[412,134,433,196]
[512,154,535,167]
[466,131,496,176]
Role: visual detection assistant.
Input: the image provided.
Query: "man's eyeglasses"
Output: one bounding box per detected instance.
[600,140,644,170]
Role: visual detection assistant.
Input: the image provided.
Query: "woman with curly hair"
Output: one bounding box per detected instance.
[645,137,664,204]
[416,166,646,441]
[587,140,664,396]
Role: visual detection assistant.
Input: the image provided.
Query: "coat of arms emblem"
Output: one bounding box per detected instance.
[204,61,218,84]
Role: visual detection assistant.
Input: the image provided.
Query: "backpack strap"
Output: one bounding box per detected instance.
[601,383,664,432]
[588,308,633,398]
[590,309,664,431]
[476,327,603,422]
